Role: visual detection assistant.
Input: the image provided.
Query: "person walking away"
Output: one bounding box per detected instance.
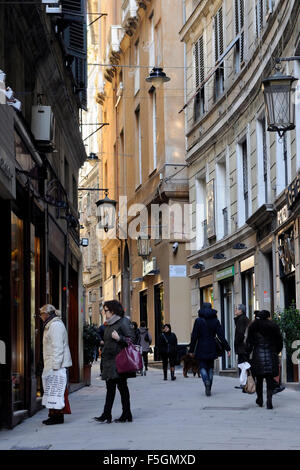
[94,300,135,423]
[189,303,231,396]
[158,324,178,381]
[39,304,72,425]
[131,321,141,346]
[139,321,152,375]
[234,304,250,390]
[246,310,283,409]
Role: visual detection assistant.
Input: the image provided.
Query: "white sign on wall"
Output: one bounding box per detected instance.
[169,265,187,278]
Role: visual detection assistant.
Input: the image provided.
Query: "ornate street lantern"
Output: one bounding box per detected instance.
[137,235,151,259]
[96,191,117,233]
[262,68,297,138]
[146,67,170,86]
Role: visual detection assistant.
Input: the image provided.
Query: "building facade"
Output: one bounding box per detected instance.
[0,1,87,428]
[180,0,300,380]
[97,0,192,355]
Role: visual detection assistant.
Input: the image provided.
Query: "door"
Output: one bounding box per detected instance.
[154,283,164,361]
[220,279,235,369]
[68,265,79,383]
[139,290,148,325]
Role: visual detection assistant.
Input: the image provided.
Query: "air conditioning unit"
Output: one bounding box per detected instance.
[31,105,55,150]
[42,0,62,14]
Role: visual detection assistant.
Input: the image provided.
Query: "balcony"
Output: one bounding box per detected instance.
[106,25,123,66]
[122,0,139,31]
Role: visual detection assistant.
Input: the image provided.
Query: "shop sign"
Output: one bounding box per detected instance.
[169,265,187,278]
[240,256,255,273]
[143,257,156,276]
[286,171,300,210]
[277,205,289,226]
[216,265,234,281]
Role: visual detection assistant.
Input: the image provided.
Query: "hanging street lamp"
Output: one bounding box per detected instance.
[262,58,299,138]
[95,190,117,233]
[146,67,170,86]
[137,235,151,259]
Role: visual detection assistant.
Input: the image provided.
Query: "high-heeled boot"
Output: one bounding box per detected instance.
[171,368,176,381]
[94,413,112,423]
[163,368,168,380]
[114,411,133,423]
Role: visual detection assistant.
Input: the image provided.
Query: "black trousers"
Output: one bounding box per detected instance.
[103,377,131,417]
[161,352,176,370]
[256,375,273,402]
[142,352,149,370]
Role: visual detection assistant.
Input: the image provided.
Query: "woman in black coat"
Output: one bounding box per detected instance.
[246,310,283,409]
[189,303,231,396]
[94,300,135,423]
[158,324,178,381]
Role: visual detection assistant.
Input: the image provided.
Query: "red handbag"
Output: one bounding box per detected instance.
[116,339,143,374]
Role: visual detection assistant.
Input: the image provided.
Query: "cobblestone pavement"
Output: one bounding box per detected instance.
[0,363,299,450]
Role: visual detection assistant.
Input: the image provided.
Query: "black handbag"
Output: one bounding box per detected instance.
[215,336,224,357]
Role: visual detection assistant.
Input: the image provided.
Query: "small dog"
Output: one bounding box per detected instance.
[180,354,201,378]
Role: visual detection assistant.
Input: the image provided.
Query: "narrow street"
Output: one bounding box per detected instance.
[0,363,299,451]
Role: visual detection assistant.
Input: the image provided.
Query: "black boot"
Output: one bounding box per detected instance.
[256,396,263,407]
[266,390,273,409]
[43,415,64,425]
[171,369,176,381]
[163,369,168,380]
[94,413,112,423]
[205,381,211,396]
[114,412,133,423]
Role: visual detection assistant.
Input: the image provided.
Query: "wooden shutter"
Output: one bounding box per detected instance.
[62,0,87,110]
[195,36,204,88]
[235,0,244,63]
[214,7,224,62]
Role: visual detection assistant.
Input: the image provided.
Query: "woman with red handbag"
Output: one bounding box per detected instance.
[94,300,135,423]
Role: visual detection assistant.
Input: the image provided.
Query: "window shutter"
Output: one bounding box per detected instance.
[62,0,87,110]
[214,7,223,62]
[194,36,204,88]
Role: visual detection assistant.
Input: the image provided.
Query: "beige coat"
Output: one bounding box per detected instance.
[43,316,72,371]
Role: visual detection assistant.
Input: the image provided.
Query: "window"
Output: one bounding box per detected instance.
[72,176,77,209]
[150,87,157,170]
[214,7,224,99]
[134,40,140,95]
[64,158,69,196]
[194,35,205,120]
[242,141,249,220]
[256,116,270,206]
[155,21,162,66]
[234,0,245,72]
[216,158,228,240]
[255,0,272,37]
[195,176,207,249]
[149,12,155,68]
[135,108,142,187]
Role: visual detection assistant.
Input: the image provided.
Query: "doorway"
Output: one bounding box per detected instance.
[220,278,235,369]
[154,283,164,361]
[68,265,79,383]
[139,290,148,326]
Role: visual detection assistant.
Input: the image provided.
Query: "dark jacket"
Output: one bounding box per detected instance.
[132,327,141,346]
[158,330,178,356]
[139,327,152,352]
[246,318,283,377]
[234,313,250,358]
[101,316,135,380]
[189,303,231,360]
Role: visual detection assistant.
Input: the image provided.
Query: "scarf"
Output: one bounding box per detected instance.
[106,314,121,326]
[42,312,57,331]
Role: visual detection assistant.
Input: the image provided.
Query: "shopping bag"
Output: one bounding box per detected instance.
[244,370,256,394]
[42,368,67,409]
[116,339,143,374]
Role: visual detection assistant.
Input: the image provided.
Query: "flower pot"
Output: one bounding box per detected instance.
[83,363,92,386]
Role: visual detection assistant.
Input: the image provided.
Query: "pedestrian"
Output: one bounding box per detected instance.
[94,300,135,423]
[246,310,283,409]
[139,321,152,375]
[189,302,231,396]
[39,304,72,425]
[97,322,107,377]
[131,321,141,345]
[234,304,250,390]
[158,324,178,381]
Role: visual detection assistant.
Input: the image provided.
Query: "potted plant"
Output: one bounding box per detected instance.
[273,303,300,382]
[83,322,99,386]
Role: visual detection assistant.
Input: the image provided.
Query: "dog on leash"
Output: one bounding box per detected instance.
[180,354,201,378]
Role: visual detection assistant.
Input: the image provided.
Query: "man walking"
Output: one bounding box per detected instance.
[234,304,250,390]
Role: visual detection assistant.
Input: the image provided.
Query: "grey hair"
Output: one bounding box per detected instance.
[39,304,62,317]
[237,304,246,314]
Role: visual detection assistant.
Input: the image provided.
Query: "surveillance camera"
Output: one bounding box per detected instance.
[172,242,179,254]
[193,261,205,270]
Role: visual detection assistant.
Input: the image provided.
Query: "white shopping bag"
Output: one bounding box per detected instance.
[42,368,67,409]
[238,362,251,386]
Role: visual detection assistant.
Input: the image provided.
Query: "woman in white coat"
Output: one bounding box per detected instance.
[40,304,72,425]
